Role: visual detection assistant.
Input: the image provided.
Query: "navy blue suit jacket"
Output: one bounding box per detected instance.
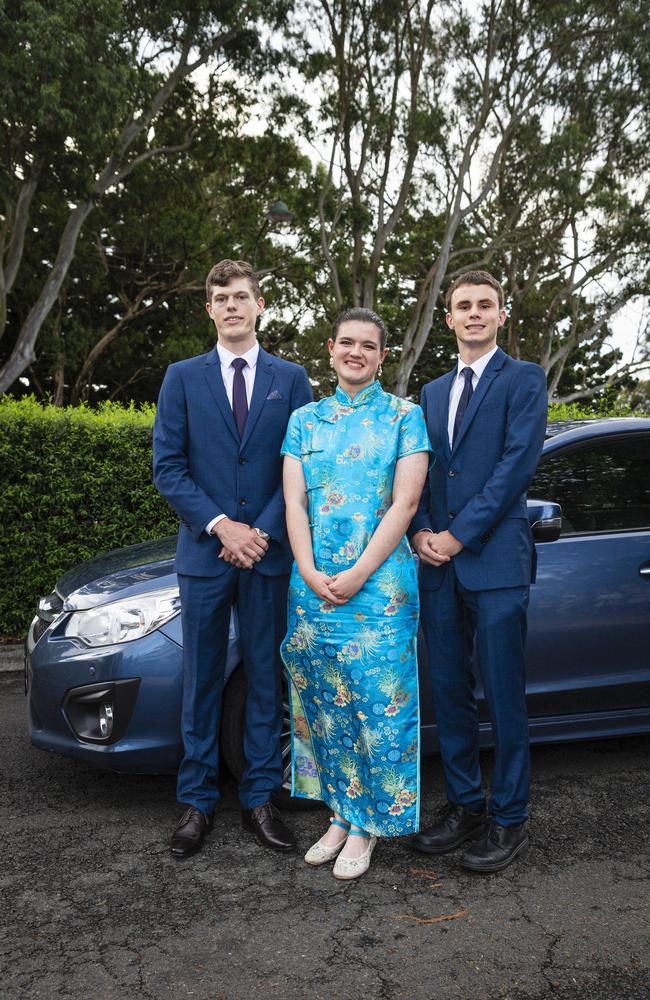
[153,345,312,577]
[411,347,547,591]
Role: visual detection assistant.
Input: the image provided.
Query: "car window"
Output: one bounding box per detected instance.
[532,434,650,535]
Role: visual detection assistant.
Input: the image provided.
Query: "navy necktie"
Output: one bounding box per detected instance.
[231,357,248,438]
[452,366,474,445]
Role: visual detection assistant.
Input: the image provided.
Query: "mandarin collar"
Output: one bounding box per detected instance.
[335,380,383,407]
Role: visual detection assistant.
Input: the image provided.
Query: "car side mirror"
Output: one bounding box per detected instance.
[527,499,562,543]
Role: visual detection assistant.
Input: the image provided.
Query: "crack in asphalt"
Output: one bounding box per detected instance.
[2,675,649,1000]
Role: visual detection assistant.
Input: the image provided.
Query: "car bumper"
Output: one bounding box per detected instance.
[26,618,184,774]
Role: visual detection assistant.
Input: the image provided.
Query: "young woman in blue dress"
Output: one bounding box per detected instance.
[281,308,430,879]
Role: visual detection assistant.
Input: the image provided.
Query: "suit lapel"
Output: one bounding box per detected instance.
[240,347,274,451]
[203,347,240,445]
[451,346,506,454]
[434,369,455,461]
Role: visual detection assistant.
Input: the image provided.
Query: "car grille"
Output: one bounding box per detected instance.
[33,591,64,643]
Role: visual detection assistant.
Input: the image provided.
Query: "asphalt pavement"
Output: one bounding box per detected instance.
[1,671,649,1000]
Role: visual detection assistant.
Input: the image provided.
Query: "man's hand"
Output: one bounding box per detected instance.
[411,529,456,567]
[213,518,268,570]
[328,566,366,601]
[429,529,463,560]
[303,569,347,605]
[219,547,248,570]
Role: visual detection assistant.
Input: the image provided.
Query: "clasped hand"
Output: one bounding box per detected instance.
[412,529,463,567]
[304,566,366,605]
[215,519,268,570]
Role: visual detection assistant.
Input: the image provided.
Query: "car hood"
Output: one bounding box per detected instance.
[56,536,178,611]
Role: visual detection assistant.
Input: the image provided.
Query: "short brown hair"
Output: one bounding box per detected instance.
[445,270,504,311]
[205,259,261,301]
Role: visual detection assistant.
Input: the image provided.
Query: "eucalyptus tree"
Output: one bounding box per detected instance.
[284,0,649,396]
[484,1,650,401]
[14,115,315,405]
[0,0,289,394]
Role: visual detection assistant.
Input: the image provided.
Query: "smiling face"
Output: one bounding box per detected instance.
[328,320,388,396]
[446,283,506,361]
[205,276,264,353]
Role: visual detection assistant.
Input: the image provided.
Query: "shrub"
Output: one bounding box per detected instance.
[0,397,177,638]
[0,394,641,638]
[548,401,634,421]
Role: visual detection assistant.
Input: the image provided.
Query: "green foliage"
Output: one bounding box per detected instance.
[0,0,296,395]
[0,390,643,636]
[5,121,318,404]
[0,396,177,637]
[547,400,635,421]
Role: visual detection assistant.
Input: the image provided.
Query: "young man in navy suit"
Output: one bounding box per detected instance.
[410,271,547,872]
[154,259,312,858]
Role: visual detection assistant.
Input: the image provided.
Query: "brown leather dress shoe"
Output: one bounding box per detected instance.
[170,805,213,859]
[241,801,296,852]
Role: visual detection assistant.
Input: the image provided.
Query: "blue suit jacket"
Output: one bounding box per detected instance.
[410,347,547,591]
[153,345,312,577]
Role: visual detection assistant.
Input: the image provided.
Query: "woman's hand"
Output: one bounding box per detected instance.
[303,569,347,605]
[328,566,366,601]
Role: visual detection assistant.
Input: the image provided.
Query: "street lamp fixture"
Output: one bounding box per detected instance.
[266,200,293,226]
[252,200,294,267]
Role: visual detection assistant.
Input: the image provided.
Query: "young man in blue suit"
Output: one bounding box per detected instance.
[153,259,312,859]
[410,270,547,872]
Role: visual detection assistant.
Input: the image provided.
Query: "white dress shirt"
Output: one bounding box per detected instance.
[206,341,260,535]
[447,345,499,448]
[217,340,259,407]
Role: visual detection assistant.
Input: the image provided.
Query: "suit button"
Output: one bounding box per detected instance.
[448,512,456,518]
[239,457,246,465]
[448,470,456,477]
[239,499,246,506]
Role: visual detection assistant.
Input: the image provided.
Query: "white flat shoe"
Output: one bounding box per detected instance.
[332,830,377,880]
[304,818,350,866]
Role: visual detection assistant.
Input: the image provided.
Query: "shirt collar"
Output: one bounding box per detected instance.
[456,344,498,379]
[217,341,259,370]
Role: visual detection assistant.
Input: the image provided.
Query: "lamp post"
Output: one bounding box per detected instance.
[252,200,293,268]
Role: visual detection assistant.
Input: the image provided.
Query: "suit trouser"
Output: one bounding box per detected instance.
[176,568,289,813]
[420,562,530,826]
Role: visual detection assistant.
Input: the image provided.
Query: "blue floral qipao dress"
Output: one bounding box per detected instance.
[280,381,431,837]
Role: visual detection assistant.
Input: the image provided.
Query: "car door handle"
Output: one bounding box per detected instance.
[640,561,650,578]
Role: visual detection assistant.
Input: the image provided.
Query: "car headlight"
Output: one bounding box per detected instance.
[64,587,181,647]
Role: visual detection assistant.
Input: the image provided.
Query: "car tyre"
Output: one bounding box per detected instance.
[219,664,323,811]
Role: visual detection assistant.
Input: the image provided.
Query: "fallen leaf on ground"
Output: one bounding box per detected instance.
[391,908,469,925]
[409,866,443,887]
[409,867,439,880]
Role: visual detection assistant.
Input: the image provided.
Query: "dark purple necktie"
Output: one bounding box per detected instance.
[231,357,248,438]
[452,366,474,445]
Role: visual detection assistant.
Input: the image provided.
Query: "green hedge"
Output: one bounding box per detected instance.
[0,395,636,638]
[547,401,633,421]
[0,397,177,638]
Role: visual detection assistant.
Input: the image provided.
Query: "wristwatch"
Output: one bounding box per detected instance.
[254,527,271,541]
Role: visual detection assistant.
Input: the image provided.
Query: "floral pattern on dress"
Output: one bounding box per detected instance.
[280,380,431,837]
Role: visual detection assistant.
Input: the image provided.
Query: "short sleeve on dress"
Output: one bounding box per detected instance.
[396,403,431,459]
[281,408,303,459]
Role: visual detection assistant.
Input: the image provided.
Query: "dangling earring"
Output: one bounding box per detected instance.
[329,356,335,369]
[377,363,383,379]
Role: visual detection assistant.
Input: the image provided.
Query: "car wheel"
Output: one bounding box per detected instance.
[219,663,323,811]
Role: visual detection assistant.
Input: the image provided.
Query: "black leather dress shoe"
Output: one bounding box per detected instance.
[460,821,529,872]
[241,801,296,852]
[412,802,487,854]
[170,806,213,859]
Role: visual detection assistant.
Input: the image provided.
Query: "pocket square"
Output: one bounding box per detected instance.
[266,389,284,400]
